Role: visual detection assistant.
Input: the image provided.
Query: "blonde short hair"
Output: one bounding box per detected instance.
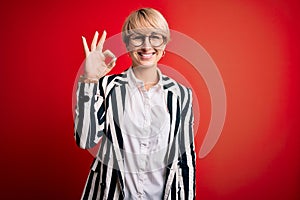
[122,8,170,45]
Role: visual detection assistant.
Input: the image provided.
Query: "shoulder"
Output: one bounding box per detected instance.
[99,71,127,85]
[162,74,193,99]
[97,71,128,96]
[98,70,128,87]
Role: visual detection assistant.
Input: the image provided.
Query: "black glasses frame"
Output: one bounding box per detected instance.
[127,33,166,47]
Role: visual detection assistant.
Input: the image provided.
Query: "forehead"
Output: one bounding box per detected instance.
[127,27,165,36]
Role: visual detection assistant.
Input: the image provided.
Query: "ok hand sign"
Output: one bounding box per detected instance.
[81,31,116,82]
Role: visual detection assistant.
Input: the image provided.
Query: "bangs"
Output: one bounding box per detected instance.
[127,11,164,33]
[122,8,170,44]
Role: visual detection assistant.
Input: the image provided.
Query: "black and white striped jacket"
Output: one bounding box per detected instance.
[75,69,196,199]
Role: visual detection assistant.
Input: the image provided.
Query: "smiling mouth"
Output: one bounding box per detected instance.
[137,52,156,59]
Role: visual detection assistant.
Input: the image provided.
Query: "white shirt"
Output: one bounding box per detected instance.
[121,67,170,200]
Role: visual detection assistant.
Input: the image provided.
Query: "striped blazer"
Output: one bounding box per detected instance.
[74,69,196,200]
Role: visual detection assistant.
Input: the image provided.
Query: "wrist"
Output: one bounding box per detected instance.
[79,75,99,83]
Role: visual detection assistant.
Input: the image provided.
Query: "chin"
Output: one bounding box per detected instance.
[133,62,157,68]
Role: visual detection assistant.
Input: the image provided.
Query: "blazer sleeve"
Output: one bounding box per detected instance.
[179,88,196,199]
[74,80,106,149]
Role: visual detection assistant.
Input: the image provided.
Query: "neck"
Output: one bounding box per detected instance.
[132,65,159,89]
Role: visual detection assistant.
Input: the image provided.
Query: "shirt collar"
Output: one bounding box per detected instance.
[127,67,164,90]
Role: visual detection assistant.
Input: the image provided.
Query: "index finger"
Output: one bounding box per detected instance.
[82,36,90,57]
[96,30,107,52]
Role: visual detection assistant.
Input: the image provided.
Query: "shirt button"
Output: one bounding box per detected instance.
[141,142,147,147]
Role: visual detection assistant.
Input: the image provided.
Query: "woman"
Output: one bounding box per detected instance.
[75,8,196,199]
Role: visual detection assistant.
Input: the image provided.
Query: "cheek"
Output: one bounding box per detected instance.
[156,49,164,59]
[126,44,139,54]
[156,45,166,56]
[128,50,137,59]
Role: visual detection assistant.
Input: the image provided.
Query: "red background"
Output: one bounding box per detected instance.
[1,0,299,199]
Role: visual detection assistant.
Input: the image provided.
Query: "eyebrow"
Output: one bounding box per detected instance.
[131,32,161,36]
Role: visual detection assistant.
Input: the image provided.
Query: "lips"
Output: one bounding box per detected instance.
[137,52,156,59]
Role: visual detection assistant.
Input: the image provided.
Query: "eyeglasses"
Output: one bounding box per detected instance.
[128,33,166,47]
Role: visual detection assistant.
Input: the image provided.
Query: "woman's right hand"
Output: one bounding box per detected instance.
[81,30,116,80]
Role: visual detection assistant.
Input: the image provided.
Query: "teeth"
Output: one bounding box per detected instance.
[142,54,152,58]
[138,52,155,59]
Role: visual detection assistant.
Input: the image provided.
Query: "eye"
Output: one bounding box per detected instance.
[131,35,144,40]
[151,35,161,39]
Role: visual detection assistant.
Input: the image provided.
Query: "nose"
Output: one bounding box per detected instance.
[141,36,152,49]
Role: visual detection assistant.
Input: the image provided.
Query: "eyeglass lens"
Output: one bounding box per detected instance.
[129,33,164,47]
